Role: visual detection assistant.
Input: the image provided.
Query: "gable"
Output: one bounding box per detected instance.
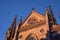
[20,10,46,32]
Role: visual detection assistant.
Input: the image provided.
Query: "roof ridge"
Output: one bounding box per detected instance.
[33,10,45,17]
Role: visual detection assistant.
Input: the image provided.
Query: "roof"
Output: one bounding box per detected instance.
[52,25,60,32]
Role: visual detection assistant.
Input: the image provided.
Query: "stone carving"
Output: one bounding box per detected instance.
[27,17,46,28]
[20,17,46,32]
[27,17,45,27]
[40,28,44,33]
[27,17,38,25]
[25,33,38,40]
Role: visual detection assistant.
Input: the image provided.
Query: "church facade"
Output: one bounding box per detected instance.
[5,6,60,40]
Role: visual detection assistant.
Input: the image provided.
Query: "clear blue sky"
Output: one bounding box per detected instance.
[0,0,60,40]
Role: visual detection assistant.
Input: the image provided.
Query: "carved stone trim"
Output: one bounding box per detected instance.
[25,33,38,40]
[20,19,46,32]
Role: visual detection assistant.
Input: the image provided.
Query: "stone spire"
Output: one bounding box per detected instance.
[12,16,22,40]
[48,6,57,25]
[20,16,22,25]
[46,8,49,17]
[45,8,49,30]
[46,6,57,40]
[18,16,22,29]
[5,15,17,40]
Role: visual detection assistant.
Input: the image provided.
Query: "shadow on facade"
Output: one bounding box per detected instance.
[41,31,60,40]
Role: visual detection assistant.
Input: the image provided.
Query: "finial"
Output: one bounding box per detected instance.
[14,15,17,20]
[15,15,17,18]
[32,8,34,10]
[48,5,52,11]
[49,5,51,8]
[19,16,22,24]
[46,7,49,15]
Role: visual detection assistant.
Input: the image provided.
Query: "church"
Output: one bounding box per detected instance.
[5,6,60,40]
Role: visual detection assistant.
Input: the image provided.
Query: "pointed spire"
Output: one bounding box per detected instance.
[20,16,22,24]
[10,15,17,39]
[5,15,17,40]
[45,8,49,22]
[46,8,49,16]
[48,5,57,24]
[13,16,22,40]
[18,16,22,29]
[13,15,17,23]
[12,15,17,29]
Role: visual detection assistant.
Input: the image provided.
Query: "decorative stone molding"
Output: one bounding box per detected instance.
[25,33,38,40]
[20,17,46,32]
